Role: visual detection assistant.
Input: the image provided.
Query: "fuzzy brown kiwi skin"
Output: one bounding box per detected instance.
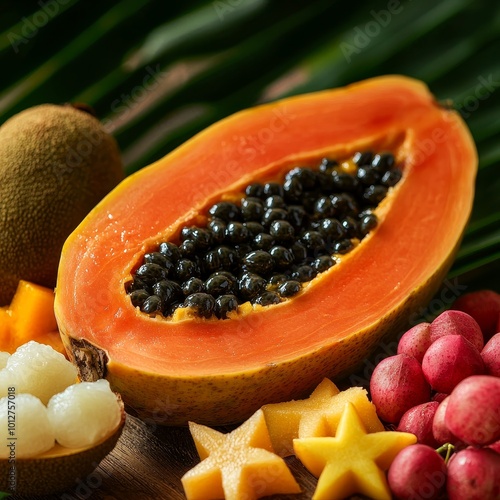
[0,104,124,305]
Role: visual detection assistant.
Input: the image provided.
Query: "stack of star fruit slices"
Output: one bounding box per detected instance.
[181,378,416,500]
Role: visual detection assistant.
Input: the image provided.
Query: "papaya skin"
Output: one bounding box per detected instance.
[55,76,477,426]
[0,104,123,305]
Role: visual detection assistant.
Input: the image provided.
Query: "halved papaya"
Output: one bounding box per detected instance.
[54,76,477,426]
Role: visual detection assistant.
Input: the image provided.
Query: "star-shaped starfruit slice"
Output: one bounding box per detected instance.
[262,378,384,456]
[294,402,417,500]
[181,409,301,500]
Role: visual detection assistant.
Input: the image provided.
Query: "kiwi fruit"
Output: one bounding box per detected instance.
[0,104,124,305]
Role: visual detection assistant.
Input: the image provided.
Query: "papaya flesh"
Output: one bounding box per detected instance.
[55,76,477,426]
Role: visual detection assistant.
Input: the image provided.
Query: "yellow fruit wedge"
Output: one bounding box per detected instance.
[262,378,384,456]
[10,280,58,341]
[0,308,12,352]
[0,280,64,354]
[182,409,300,500]
[294,402,417,500]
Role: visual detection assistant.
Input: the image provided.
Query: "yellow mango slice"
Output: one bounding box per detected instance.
[0,280,64,354]
[0,307,12,352]
[262,378,384,456]
[10,280,58,344]
[181,409,300,500]
[294,402,417,500]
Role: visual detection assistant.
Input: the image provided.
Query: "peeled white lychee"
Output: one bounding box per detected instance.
[47,379,121,448]
[0,393,55,458]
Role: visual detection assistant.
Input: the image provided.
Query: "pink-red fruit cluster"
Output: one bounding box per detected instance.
[452,289,500,341]
[370,289,500,499]
[371,308,488,425]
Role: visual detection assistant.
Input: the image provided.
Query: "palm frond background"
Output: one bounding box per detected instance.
[1,0,499,292]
